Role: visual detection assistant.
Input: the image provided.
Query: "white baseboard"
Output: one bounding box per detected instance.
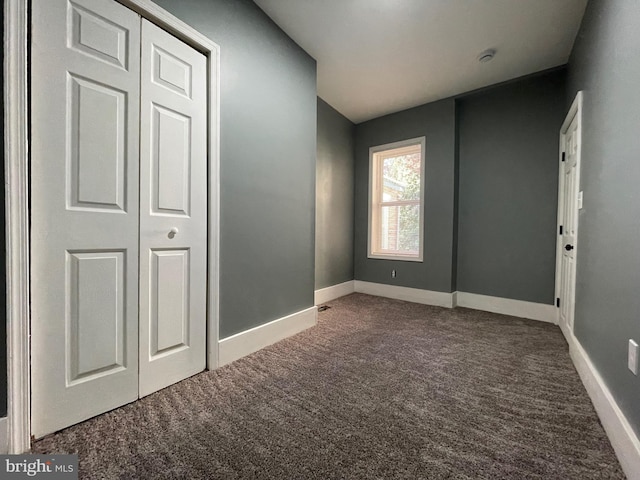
[315,280,355,305]
[455,291,557,324]
[218,306,317,367]
[0,417,7,454]
[354,281,454,308]
[560,322,640,480]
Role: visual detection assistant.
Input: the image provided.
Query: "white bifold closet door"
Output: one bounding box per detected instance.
[31,0,207,438]
[138,19,207,397]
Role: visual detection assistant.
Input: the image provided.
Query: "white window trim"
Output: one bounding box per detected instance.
[367,136,426,262]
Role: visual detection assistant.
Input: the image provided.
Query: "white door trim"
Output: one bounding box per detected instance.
[4,0,31,455]
[554,91,583,328]
[4,0,220,453]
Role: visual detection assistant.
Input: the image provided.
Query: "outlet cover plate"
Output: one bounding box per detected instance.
[629,339,639,375]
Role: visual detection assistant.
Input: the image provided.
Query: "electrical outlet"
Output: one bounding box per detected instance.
[391,269,396,278]
[629,339,639,375]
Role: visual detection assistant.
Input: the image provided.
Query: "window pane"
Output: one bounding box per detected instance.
[382,153,421,202]
[377,204,420,255]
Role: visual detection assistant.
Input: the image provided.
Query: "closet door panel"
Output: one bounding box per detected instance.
[31,0,141,438]
[138,19,208,397]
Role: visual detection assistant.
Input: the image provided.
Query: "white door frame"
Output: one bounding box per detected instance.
[4,0,220,453]
[554,91,583,328]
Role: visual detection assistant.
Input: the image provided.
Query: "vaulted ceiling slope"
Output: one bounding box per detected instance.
[254,0,588,123]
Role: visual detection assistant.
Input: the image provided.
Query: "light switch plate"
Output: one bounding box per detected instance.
[577,191,584,209]
[629,339,639,375]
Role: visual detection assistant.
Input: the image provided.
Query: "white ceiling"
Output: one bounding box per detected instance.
[254,0,588,123]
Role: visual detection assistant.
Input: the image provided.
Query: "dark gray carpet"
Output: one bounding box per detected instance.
[33,293,625,479]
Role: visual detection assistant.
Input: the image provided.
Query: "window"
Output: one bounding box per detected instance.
[368,137,425,261]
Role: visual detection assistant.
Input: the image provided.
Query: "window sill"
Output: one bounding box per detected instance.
[367,253,423,262]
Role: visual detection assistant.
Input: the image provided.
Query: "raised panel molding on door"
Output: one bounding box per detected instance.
[151,105,191,215]
[69,1,130,68]
[150,249,190,357]
[68,75,127,211]
[153,46,193,98]
[67,251,127,384]
[138,19,208,397]
[31,0,141,438]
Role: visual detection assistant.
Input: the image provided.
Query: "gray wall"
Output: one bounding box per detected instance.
[456,70,567,304]
[354,100,457,292]
[148,0,317,338]
[316,98,355,290]
[353,73,565,298]
[567,0,640,436]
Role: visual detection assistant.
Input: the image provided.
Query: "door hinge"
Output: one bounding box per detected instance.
[559,225,563,235]
[561,152,566,162]
[556,298,560,308]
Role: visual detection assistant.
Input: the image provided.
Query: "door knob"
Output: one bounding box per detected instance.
[565,244,574,251]
[168,227,179,239]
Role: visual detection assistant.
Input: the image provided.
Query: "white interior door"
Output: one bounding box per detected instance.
[138,19,208,396]
[31,0,142,437]
[557,106,581,331]
[31,0,208,436]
